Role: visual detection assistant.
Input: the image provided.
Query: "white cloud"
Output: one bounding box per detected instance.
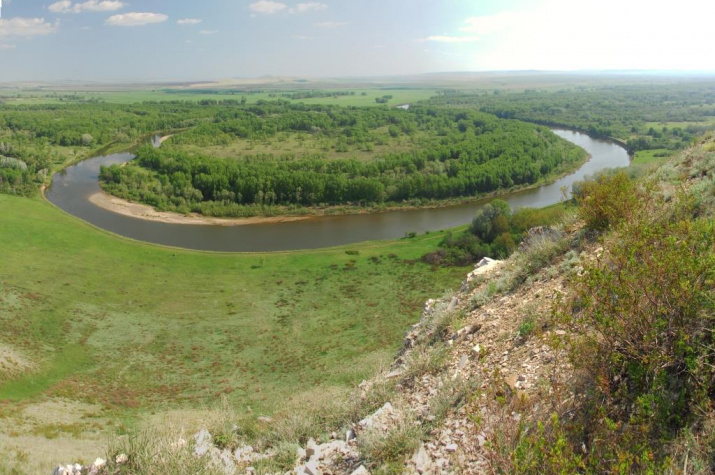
[459,11,524,36]
[106,12,168,27]
[418,11,522,44]
[249,1,287,15]
[290,2,328,14]
[48,1,72,13]
[314,21,345,28]
[0,17,59,37]
[177,18,201,25]
[420,35,479,43]
[462,0,715,71]
[0,43,16,50]
[49,1,125,14]
[199,30,217,35]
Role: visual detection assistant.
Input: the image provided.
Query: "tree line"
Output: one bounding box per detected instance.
[100,106,585,217]
[427,83,715,151]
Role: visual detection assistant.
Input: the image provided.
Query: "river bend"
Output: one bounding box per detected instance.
[46,130,630,252]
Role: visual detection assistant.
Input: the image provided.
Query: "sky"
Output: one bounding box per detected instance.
[0,0,714,82]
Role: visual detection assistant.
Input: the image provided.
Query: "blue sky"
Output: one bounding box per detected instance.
[0,0,713,81]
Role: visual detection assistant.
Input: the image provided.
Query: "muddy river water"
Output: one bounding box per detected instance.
[46,130,630,252]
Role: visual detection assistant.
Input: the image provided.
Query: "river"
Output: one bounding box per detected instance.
[46,129,630,252]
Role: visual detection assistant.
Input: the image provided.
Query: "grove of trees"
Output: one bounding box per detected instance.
[428,83,715,151]
[99,104,585,216]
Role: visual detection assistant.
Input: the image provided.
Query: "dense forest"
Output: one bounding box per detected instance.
[0,101,232,195]
[3,82,714,202]
[99,104,585,216]
[429,82,715,151]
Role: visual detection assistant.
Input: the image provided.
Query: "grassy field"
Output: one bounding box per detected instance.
[644,118,715,131]
[632,148,674,166]
[293,88,435,107]
[0,88,436,107]
[169,126,428,162]
[0,193,466,471]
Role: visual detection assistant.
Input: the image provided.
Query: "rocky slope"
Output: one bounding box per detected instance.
[52,227,589,475]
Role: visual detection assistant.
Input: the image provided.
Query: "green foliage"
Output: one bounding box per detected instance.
[572,214,714,429]
[98,105,585,215]
[424,202,567,266]
[428,82,715,150]
[517,317,535,338]
[573,171,640,231]
[358,418,422,474]
[555,174,715,471]
[470,199,511,241]
[509,415,585,474]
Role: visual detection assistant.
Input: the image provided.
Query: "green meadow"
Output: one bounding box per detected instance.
[0,193,466,417]
[632,148,674,166]
[0,88,436,107]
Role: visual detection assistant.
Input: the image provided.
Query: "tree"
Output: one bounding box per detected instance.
[470,199,511,241]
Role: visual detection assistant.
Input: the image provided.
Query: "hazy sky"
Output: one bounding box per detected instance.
[0,0,713,81]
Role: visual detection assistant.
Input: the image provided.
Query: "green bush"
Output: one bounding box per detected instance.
[573,171,640,231]
[424,202,567,267]
[562,190,715,471]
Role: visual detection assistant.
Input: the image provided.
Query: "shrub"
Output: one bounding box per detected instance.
[470,199,511,241]
[562,193,715,470]
[573,171,641,231]
[358,417,422,473]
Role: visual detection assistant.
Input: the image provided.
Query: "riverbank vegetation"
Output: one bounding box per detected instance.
[0,102,228,195]
[430,82,715,152]
[98,104,585,217]
[421,200,568,266]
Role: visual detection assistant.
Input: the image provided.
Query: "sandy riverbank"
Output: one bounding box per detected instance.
[88,192,311,226]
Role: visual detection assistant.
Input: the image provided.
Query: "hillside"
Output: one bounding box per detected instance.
[41,133,715,474]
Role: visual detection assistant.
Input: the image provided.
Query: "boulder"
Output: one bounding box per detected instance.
[194,429,213,457]
[303,460,322,475]
[411,445,433,474]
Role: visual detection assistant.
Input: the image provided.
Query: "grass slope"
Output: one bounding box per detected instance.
[0,194,466,460]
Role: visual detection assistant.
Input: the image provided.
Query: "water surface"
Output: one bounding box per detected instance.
[46,130,630,252]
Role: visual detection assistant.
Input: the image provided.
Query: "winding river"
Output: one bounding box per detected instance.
[46,130,630,252]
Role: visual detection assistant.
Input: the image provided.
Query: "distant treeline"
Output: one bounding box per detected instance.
[280,91,356,100]
[161,89,360,101]
[428,83,715,151]
[100,105,585,216]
